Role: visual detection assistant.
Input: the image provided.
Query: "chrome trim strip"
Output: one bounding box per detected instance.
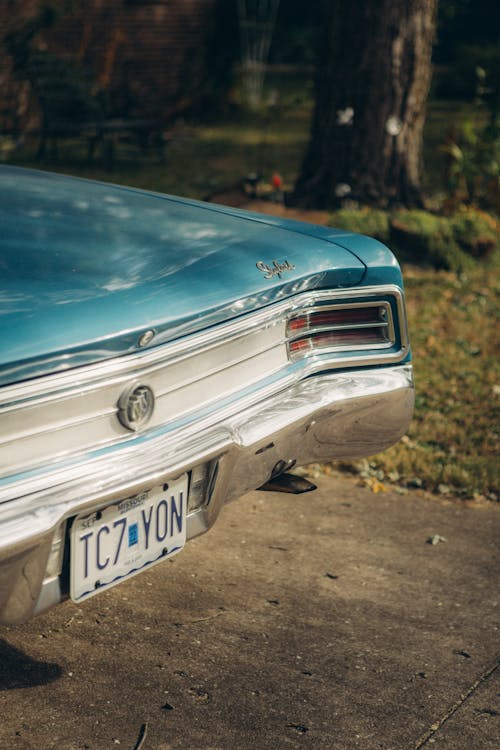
[288,300,391,319]
[288,322,390,337]
[0,286,409,482]
[0,326,288,476]
[0,286,408,404]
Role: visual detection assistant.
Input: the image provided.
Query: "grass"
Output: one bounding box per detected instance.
[7,104,311,200]
[5,91,499,501]
[332,261,500,501]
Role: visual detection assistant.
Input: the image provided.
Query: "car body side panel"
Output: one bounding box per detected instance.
[0,166,370,384]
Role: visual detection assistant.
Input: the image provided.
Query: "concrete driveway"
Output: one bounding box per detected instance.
[0,474,498,750]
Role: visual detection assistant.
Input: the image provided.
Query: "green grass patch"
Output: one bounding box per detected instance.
[330,206,499,271]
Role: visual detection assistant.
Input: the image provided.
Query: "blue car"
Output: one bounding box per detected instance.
[0,166,414,623]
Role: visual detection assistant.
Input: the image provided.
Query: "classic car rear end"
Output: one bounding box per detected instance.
[0,167,413,624]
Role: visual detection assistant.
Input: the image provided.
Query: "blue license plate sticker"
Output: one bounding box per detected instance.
[128,523,139,547]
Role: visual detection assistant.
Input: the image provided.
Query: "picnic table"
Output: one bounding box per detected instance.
[21,53,167,167]
[36,116,167,167]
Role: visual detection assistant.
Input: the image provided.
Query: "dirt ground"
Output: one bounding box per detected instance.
[0,474,498,750]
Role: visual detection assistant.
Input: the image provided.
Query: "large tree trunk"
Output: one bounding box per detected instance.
[293,0,437,209]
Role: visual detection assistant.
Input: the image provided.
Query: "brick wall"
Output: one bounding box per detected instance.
[1,0,220,129]
[45,0,218,118]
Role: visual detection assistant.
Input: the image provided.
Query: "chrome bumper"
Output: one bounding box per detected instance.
[0,365,413,624]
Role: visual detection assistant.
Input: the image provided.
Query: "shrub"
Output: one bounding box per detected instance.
[451,208,499,259]
[389,210,473,270]
[442,122,500,212]
[433,44,500,102]
[329,207,499,271]
[329,207,389,242]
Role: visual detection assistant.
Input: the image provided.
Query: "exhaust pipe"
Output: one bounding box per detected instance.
[258,472,317,495]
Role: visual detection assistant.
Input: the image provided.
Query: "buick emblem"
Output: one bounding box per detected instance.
[118,384,155,431]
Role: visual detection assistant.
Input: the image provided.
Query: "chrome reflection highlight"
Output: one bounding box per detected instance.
[138,329,156,348]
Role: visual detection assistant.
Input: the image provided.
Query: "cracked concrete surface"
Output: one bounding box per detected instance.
[0,474,498,749]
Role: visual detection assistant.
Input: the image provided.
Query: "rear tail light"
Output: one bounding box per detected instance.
[287,303,394,359]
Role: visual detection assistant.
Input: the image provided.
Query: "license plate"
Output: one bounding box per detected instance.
[70,474,188,602]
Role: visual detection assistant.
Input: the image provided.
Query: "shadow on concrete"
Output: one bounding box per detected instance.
[0,639,62,690]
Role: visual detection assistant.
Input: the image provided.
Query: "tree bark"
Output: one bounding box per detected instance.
[293,0,437,209]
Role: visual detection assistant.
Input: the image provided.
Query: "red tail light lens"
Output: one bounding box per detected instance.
[287,304,393,359]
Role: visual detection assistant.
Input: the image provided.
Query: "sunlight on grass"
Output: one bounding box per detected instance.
[334,261,500,500]
[197,124,308,147]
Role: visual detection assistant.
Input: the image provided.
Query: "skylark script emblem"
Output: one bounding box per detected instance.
[256,259,296,280]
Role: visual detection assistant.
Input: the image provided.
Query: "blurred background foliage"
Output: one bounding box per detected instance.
[1,0,499,225]
[0,0,498,499]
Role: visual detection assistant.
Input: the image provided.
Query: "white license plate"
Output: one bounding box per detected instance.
[70,474,188,602]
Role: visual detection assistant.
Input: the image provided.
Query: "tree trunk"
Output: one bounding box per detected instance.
[293,0,437,209]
